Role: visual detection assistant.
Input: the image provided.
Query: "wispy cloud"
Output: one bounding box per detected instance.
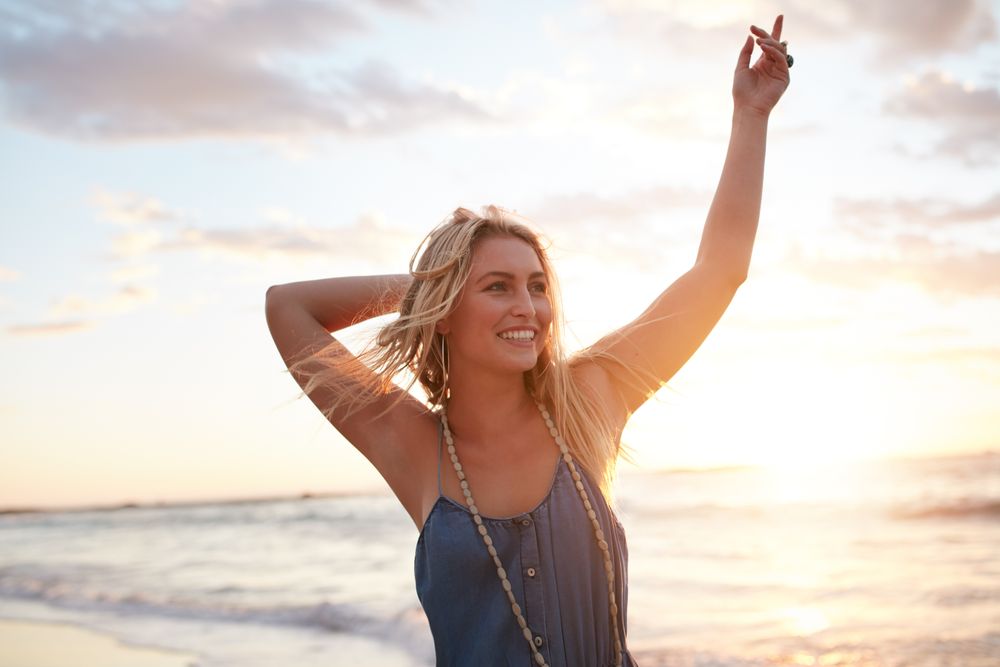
[159,211,416,265]
[0,0,492,142]
[834,191,1000,232]
[48,285,157,319]
[526,185,712,270]
[531,185,709,225]
[833,0,997,64]
[781,243,1000,298]
[597,0,997,65]
[91,189,182,225]
[5,320,94,337]
[1,188,170,337]
[884,69,1000,166]
[0,266,22,282]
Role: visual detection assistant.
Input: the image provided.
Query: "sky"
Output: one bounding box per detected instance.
[1,0,998,511]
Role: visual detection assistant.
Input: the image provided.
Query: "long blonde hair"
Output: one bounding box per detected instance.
[288,205,640,506]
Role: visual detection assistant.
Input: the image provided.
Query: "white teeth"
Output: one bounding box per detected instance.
[498,330,535,341]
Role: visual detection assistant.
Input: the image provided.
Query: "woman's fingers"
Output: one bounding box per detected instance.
[756,36,786,52]
[747,15,788,69]
[750,15,784,41]
[758,41,789,69]
[737,34,754,70]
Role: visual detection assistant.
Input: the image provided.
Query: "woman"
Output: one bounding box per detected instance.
[265,16,790,667]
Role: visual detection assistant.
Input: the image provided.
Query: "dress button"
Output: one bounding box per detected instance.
[533,635,544,647]
[521,518,531,527]
[527,567,536,577]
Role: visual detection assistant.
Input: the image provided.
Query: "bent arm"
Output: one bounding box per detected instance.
[264,275,435,530]
[265,274,412,333]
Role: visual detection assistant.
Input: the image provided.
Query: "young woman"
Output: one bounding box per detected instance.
[265,16,790,667]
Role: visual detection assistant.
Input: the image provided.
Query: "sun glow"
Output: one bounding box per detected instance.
[779,606,832,636]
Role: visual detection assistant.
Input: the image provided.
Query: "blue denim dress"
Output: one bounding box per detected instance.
[415,422,639,667]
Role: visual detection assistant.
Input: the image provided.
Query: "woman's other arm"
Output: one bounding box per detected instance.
[266,274,411,335]
[576,16,790,423]
[265,274,436,527]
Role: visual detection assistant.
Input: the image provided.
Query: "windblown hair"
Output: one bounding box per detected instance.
[287,205,644,506]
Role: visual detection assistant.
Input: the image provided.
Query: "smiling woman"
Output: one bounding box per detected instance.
[264,14,791,667]
[435,236,555,394]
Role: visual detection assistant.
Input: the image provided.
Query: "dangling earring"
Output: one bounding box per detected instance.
[439,334,450,403]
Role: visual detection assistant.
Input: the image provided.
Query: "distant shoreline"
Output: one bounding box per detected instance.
[3,448,995,516]
[0,488,386,516]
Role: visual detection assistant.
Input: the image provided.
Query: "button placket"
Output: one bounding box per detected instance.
[517,514,547,662]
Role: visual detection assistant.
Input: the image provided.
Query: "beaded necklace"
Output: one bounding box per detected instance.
[439,400,623,667]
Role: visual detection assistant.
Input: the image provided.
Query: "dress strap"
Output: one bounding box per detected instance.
[436,419,444,496]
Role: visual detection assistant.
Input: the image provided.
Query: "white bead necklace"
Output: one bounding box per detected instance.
[439,400,623,667]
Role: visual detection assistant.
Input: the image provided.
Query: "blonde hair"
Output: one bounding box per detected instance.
[288,205,640,506]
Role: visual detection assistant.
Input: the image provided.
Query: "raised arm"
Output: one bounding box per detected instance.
[575,15,790,424]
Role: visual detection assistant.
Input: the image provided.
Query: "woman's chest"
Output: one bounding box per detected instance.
[439,440,562,519]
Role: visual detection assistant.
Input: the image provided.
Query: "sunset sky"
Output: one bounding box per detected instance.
[1,0,998,510]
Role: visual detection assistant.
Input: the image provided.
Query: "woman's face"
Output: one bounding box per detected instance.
[438,235,553,378]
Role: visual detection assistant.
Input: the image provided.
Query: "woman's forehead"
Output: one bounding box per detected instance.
[469,236,544,274]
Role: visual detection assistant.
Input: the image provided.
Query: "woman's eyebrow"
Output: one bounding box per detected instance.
[475,271,547,283]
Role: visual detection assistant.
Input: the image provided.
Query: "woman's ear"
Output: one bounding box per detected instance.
[435,319,450,335]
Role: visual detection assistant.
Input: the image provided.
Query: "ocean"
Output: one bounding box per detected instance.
[1,451,997,666]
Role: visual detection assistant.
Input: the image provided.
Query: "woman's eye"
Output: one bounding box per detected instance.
[531,283,548,293]
[487,282,506,291]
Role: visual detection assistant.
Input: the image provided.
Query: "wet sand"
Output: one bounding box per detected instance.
[0,618,199,667]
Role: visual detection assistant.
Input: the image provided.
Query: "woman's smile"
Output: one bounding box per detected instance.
[437,235,553,375]
[497,327,538,346]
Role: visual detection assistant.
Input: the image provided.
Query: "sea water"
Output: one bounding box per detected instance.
[1,451,997,666]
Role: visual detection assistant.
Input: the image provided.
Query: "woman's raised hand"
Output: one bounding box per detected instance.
[733,14,790,117]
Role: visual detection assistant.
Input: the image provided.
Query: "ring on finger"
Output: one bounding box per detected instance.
[777,40,793,67]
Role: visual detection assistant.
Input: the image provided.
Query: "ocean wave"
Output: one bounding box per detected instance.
[0,568,429,655]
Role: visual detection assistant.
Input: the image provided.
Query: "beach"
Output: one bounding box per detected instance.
[1,451,998,666]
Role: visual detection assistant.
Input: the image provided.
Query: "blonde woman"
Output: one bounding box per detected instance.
[265,15,790,667]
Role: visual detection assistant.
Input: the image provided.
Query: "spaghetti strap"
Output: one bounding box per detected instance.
[436,419,444,496]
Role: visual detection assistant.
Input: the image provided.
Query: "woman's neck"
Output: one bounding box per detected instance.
[443,371,535,446]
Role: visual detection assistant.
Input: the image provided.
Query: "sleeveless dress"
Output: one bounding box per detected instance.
[414,422,639,667]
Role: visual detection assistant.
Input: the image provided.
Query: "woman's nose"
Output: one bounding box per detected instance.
[510,287,536,316]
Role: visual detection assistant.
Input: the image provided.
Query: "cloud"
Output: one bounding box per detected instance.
[158,212,416,265]
[834,191,1000,233]
[884,346,1000,365]
[0,266,22,281]
[14,188,171,332]
[5,320,94,337]
[86,189,416,267]
[883,69,1000,166]
[48,285,157,319]
[91,189,182,225]
[526,185,712,270]
[108,263,160,284]
[597,0,997,70]
[781,243,1000,298]
[109,228,164,260]
[0,0,492,142]
[531,185,709,226]
[831,0,997,64]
